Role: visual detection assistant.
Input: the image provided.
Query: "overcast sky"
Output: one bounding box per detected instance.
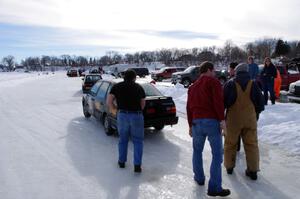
[0,0,299,60]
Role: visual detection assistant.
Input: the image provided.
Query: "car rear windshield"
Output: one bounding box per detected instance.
[140,83,163,96]
[85,75,101,82]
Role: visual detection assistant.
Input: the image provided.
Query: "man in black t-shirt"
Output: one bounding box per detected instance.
[107,70,146,173]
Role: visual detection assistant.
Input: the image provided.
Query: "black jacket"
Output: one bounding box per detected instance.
[224,72,265,119]
[261,64,277,83]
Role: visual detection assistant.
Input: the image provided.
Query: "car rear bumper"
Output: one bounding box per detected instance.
[144,116,179,127]
[287,93,300,101]
[108,115,179,129]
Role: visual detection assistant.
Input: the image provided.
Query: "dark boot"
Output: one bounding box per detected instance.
[226,168,234,175]
[134,165,142,173]
[118,161,125,168]
[245,170,257,180]
[207,189,231,197]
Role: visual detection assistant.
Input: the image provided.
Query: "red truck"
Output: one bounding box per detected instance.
[277,63,300,90]
[151,67,186,81]
[258,62,300,90]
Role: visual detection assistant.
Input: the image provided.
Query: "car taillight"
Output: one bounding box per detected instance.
[166,106,176,113]
[146,108,156,114]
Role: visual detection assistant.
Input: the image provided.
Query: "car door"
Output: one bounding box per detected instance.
[88,81,102,116]
[287,64,300,85]
[170,69,177,78]
[277,66,288,89]
[165,69,175,78]
[94,81,110,119]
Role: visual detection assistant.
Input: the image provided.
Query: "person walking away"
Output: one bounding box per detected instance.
[107,69,146,173]
[261,57,277,105]
[248,56,259,80]
[187,61,230,197]
[274,68,282,99]
[223,63,264,180]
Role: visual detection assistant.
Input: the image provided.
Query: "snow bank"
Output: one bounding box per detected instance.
[154,83,187,114]
[258,103,300,155]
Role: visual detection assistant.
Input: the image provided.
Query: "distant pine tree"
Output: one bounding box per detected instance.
[275,39,291,56]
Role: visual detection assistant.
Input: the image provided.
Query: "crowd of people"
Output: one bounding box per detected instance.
[107,56,278,197]
[186,56,281,197]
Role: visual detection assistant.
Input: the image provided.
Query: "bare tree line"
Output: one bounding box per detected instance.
[1,38,300,71]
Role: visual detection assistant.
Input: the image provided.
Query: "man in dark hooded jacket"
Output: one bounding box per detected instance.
[223,63,264,180]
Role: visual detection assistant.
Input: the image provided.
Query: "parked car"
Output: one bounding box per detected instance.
[82,79,179,135]
[89,68,101,74]
[287,80,300,102]
[119,67,149,78]
[82,74,102,93]
[151,67,186,81]
[171,66,228,87]
[67,69,78,77]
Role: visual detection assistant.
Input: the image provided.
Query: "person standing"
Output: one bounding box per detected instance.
[228,62,238,78]
[248,56,259,80]
[261,57,277,105]
[227,62,242,152]
[107,69,146,173]
[223,63,264,180]
[187,61,230,197]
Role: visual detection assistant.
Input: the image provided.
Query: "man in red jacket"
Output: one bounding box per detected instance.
[187,61,230,197]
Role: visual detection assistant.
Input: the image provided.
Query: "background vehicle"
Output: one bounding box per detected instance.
[82,79,178,135]
[278,62,300,90]
[67,69,78,77]
[151,67,186,81]
[287,80,300,102]
[119,67,149,78]
[78,68,86,76]
[89,68,101,74]
[258,63,300,90]
[172,66,228,87]
[82,74,102,93]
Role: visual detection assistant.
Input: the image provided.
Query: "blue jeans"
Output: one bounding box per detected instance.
[263,79,275,104]
[117,112,144,165]
[192,119,223,193]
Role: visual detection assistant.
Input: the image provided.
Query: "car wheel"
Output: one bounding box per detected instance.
[158,77,163,82]
[182,79,191,88]
[103,114,113,136]
[83,103,91,118]
[154,124,164,131]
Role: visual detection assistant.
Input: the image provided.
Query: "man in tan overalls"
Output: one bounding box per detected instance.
[223,63,265,180]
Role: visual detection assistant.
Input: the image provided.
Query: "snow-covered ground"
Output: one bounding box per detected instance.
[0,72,300,199]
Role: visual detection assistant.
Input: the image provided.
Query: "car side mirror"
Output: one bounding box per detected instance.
[81,77,84,81]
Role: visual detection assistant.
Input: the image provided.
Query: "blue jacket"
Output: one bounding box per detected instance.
[248,63,259,80]
[224,71,265,119]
